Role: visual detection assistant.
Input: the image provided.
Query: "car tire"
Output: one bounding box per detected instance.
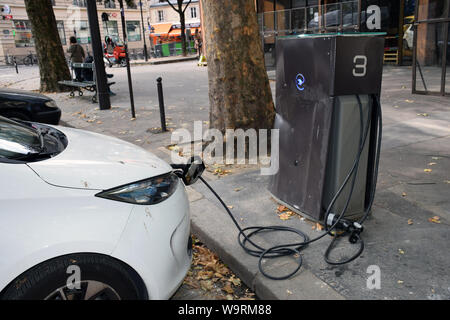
[1,253,147,300]
[1,111,31,122]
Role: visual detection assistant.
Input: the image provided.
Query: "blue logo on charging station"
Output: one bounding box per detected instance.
[296,73,305,91]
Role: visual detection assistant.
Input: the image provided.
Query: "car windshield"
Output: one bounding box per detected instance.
[0,116,42,160]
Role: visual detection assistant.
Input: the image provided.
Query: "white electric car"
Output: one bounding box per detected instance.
[0,116,204,300]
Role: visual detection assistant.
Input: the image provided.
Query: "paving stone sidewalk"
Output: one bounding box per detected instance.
[6,63,449,300]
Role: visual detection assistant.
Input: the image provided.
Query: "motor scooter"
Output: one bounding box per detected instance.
[103,41,127,68]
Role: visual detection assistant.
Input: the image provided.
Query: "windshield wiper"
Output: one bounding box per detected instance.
[12,149,56,162]
[33,126,45,153]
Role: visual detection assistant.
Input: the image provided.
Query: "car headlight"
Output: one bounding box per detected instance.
[95,172,179,205]
[44,100,59,109]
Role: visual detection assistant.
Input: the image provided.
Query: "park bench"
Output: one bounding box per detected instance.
[58,62,115,103]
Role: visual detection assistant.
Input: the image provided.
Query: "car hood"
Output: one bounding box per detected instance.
[27,126,173,190]
[0,88,51,102]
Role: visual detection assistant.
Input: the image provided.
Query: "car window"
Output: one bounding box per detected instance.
[0,116,42,159]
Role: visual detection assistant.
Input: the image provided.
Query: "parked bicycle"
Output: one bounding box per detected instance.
[23,52,38,66]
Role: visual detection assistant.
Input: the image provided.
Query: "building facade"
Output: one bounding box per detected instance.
[148,0,199,26]
[256,0,414,66]
[147,0,200,56]
[255,0,449,95]
[0,0,150,63]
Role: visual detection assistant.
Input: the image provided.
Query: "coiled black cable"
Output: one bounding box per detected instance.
[199,94,382,279]
[324,95,383,265]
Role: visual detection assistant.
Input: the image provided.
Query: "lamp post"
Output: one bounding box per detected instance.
[118,0,136,118]
[86,0,110,110]
[139,0,148,61]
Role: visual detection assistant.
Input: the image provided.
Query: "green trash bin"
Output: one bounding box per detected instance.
[175,42,182,55]
[161,43,170,57]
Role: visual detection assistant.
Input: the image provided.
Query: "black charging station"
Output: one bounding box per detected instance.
[200,33,386,279]
[269,33,385,224]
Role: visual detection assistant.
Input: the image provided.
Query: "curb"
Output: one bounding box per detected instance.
[187,187,345,300]
[130,56,198,66]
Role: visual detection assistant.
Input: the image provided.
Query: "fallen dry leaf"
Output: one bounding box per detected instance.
[222,282,234,294]
[229,276,241,287]
[167,145,179,152]
[428,216,441,224]
[186,236,253,299]
[200,280,214,291]
[183,278,200,289]
[424,169,432,173]
[407,219,413,225]
[279,212,292,221]
[196,270,214,280]
[402,192,407,197]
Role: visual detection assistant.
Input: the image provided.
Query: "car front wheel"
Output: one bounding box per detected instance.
[1,253,147,300]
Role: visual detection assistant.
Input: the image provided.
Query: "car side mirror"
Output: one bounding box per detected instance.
[171,156,205,185]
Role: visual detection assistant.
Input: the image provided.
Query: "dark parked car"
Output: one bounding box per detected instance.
[0,89,61,125]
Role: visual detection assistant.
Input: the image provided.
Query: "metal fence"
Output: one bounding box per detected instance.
[259,1,360,67]
[412,0,450,96]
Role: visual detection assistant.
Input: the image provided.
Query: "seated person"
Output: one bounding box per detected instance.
[83,56,116,96]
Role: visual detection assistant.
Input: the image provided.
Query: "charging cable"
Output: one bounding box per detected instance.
[198,94,382,279]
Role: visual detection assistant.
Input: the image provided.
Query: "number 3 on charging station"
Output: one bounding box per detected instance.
[353,55,367,77]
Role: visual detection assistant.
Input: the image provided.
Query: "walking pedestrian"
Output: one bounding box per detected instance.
[194,30,203,59]
[68,36,85,82]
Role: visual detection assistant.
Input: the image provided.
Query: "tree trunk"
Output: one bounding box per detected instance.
[24,0,71,93]
[180,12,187,57]
[201,0,275,133]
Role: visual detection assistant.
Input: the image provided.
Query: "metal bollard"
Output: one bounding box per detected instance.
[14,57,18,74]
[156,77,167,132]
